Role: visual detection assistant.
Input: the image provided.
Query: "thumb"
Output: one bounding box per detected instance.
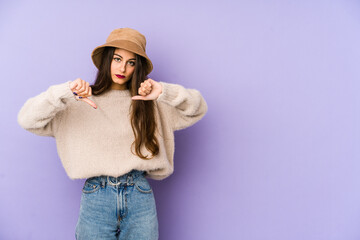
[76,96,97,109]
[131,95,146,100]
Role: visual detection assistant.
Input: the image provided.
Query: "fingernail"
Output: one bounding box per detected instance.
[73,92,78,95]
[79,96,83,99]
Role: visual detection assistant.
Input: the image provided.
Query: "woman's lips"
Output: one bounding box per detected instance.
[115,74,125,79]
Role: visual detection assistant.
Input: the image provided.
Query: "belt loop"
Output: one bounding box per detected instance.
[126,173,133,185]
[101,177,106,188]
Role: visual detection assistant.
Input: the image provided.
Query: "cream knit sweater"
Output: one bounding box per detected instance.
[17,81,208,180]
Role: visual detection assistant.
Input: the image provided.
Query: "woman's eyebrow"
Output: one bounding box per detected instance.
[114,54,136,61]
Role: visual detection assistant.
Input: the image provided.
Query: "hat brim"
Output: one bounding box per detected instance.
[91,40,153,75]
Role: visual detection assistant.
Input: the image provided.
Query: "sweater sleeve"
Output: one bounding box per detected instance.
[156,81,208,131]
[17,81,76,137]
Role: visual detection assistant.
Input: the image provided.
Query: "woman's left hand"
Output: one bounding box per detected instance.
[132,78,162,101]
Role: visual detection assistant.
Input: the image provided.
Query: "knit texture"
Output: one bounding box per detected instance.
[17,81,208,180]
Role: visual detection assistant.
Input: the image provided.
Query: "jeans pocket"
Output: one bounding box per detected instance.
[134,177,153,194]
[82,178,101,194]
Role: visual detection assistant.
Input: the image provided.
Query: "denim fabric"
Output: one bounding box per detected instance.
[75,169,159,240]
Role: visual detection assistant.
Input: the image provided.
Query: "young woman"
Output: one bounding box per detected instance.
[17,28,208,240]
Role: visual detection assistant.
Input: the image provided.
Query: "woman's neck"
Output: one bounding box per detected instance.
[111,82,128,90]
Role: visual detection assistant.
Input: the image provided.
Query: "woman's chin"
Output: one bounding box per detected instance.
[112,78,128,84]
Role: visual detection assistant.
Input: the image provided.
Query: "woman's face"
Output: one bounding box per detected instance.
[110,48,136,90]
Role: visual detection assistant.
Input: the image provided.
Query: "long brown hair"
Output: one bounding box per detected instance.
[90,47,159,160]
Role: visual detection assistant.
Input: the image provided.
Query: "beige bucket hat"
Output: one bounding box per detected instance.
[91,28,153,75]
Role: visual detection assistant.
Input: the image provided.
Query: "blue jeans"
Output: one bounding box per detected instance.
[75,170,159,240]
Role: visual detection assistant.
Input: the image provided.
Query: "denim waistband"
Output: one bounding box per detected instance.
[87,169,145,186]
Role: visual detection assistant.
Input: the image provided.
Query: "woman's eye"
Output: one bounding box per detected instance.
[128,61,135,66]
[114,57,121,62]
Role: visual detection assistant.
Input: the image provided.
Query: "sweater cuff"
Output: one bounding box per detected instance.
[156,82,175,104]
[50,81,77,103]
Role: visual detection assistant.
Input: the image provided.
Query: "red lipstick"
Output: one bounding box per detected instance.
[116,74,125,79]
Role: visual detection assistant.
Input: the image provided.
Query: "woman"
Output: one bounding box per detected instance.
[17,28,208,239]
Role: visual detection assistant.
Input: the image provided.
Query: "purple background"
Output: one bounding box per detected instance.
[1,0,360,239]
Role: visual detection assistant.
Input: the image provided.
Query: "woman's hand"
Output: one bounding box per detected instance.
[131,78,162,101]
[69,78,97,109]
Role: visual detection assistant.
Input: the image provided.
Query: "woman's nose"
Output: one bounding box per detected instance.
[119,62,126,72]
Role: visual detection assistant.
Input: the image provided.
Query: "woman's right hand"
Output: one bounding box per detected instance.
[69,78,97,109]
